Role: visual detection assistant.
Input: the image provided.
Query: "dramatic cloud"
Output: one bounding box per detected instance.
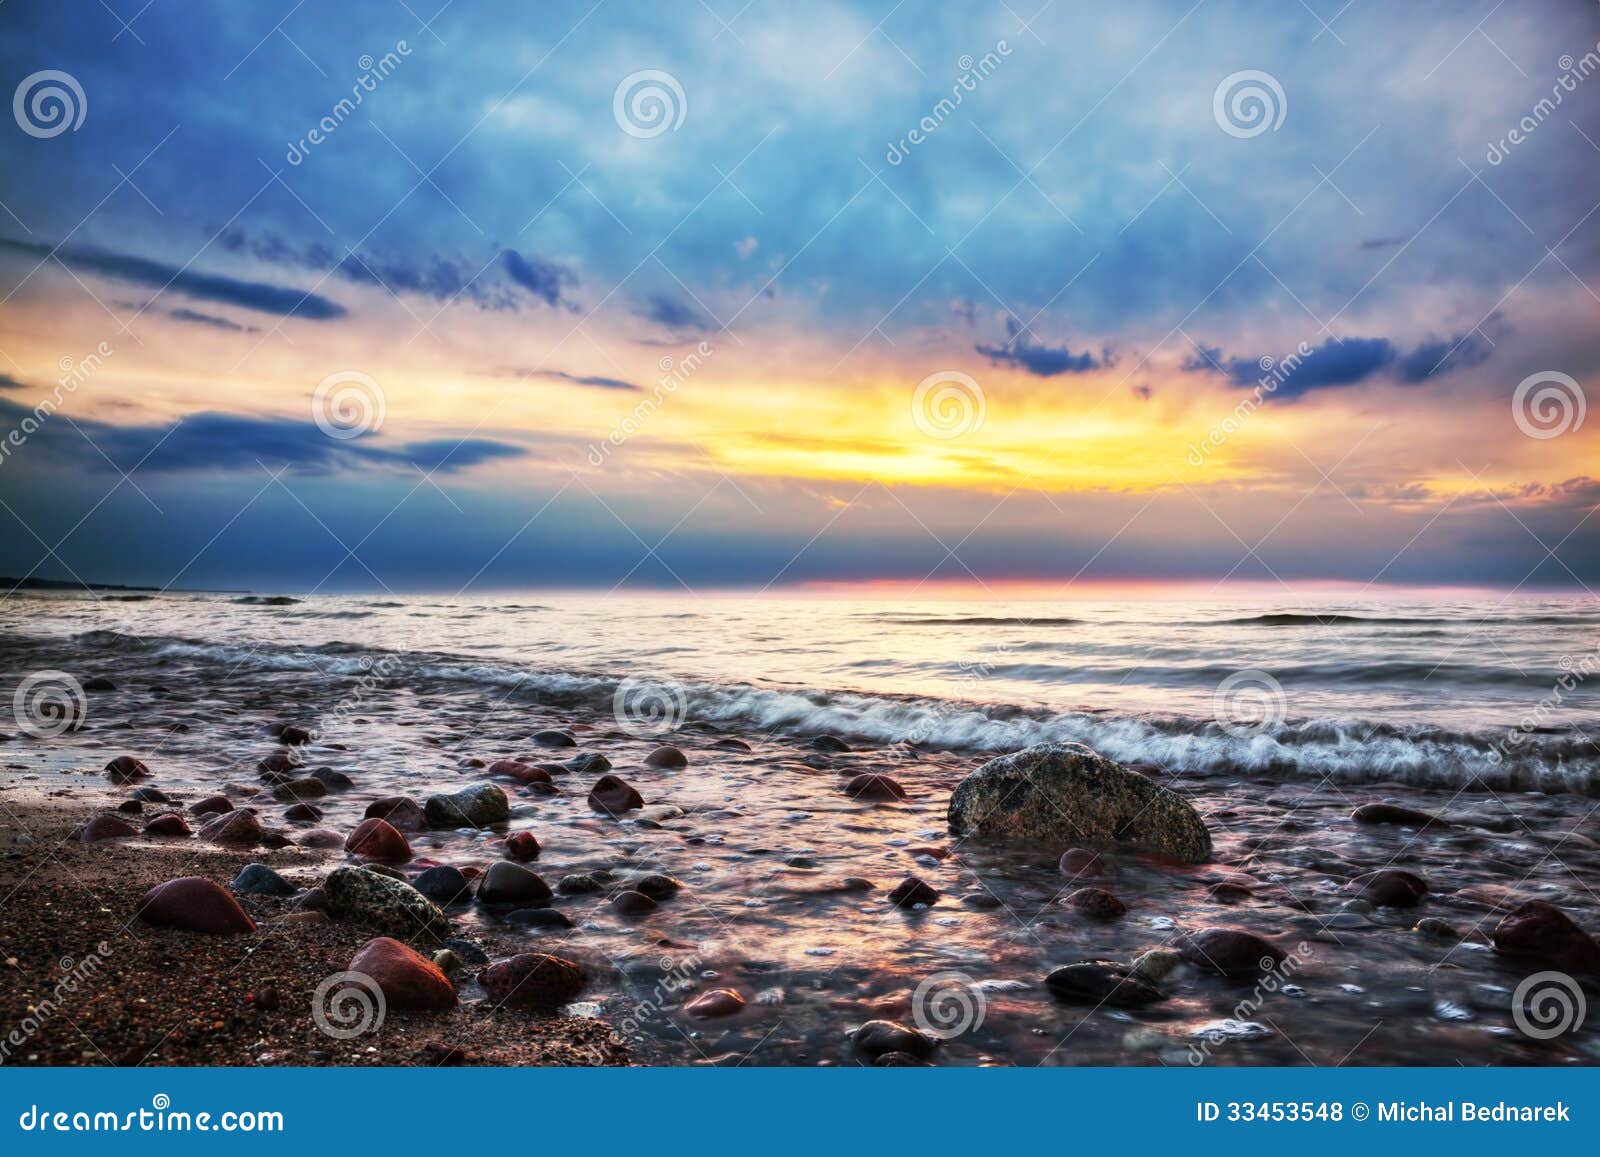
[0,400,527,475]
[1187,330,1498,399]
[0,374,23,391]
[0,238,346,320]
[975,317,1101,377]
[637,294,713,333]
[500,249,578,309]
[168,308,259,333]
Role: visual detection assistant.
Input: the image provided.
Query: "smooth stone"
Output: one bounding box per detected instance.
[1346,868,1428,908]
[476,861,553,906]
[424,784,510,829]
[345,817,413,863]
[432,949,463,975]
[810,735,851,753]
[283,802,323,823]
[611,890,658,916]
[232,863,296,897]
[505,907,573,929]
[563,752,612,775]
[844,773,908,802]
[272,778,328,802]
[479,953,586,1009]
[959,892,1001,910]
[487,759,552,785]
[1351,802,1447,828]
[1065,886,1127,919]
[365,796,427,832]
[322,865,452,942]
[276,725,313,746]
[104,755,151,784]
[1059,848,1106,876]
[685,988,745,1018]
[632,874,684,901]
[298,828,345,849]
[1416,917,1462,942]
[888,877,939,909]
[188,794,234,816]
[82,675,116,691]
[138,877,255,934]
[1131,947,1183,981]
[558,873,605,895]
[947,742,1212,863]
[1492,900,1600,974]
[587,774,645,817]
[310,767,353,791]
[413,865,476,905]
[348,936,457,1010]
[1177,927,1287,978]
[1047,960,1166,1007]
[141,812,192,837]
[852,1019,934,1058]
[714,737,752,751]
[200,810,264,846]
[79,815,136,842]
[504,831,541,861]
[131,787,170,803]
[530,729,577,748]
[441,937,490,965]
[644,745,688,768]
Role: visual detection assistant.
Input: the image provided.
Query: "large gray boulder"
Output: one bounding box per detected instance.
[323,865,452,943]
[424,783,509,829]
[947,743,1212,863]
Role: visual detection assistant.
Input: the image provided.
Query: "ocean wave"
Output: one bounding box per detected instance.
[231,595,301,606]
[70,630,1600,795]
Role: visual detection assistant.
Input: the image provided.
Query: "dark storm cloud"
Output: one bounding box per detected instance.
[500,249,578,309]
[975,317,1102,377]
[1186,329,1499,398]
[0,238,347,320]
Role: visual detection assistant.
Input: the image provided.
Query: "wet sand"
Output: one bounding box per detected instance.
[2,628,1599,1067]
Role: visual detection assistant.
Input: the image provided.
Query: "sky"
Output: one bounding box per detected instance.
[0,0,1597,595]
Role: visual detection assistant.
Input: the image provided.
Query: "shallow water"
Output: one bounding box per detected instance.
[3,600,1599,1067]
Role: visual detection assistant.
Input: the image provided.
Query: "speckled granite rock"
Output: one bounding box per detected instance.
[424,784,509,829]
[947,742,1211,863]
[323,865,452,943]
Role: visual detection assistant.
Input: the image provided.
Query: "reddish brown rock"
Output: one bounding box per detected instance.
[685,988,745,1018]
[1346,869,1427,909]
[200,809,263,846]
[1065,886,1127,919]
[188,794,234,816]
[273,777,328,802]
[587,774,644,817]
[79,815,136,842]
[103,755,150,784]
[345,817,413,863]
[1492,900,1600,974]
[347,936,457,1010]
[644,745,688,768]
[844,773,908,802]
[1178,927,1286,978]
[610,890,657,916]
[284,802,323,823]
[1059,848,1106,877]
[487,759,552,784]
[257,752,301,775]
[364,796,426,832]
[298,828,344,849]
[479,952,586,1009]
[141,812,192,837]
[137,877,256,934]
[505,831,541,861]
[277,725,313,746]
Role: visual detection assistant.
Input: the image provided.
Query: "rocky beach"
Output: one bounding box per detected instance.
[1,592,1598,1067]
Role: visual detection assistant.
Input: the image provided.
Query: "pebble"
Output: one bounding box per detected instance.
[78,815,135,842]
[272,778,328,802]
[310,767,353,791]
[364,796,427,832]
[188,794,233,816]
[557,873,605,895]
[475,862,553,906]
[852,1019,934,1058]
[1346,868,1428,908]
[232,863,296,896]
[1415,917,1461,942]
[644,745,688,768]
[478,952,586,1009]
[685,988,745,1018]
[504,831,541,861]
[505,907,573,929]
[413,865,475,905]
[1064,886,1126,919]
[138,876,256,934]
[322,865,452,942]
[1131,947,1183,981]
[1351,802,1446,828]
[344,817,413,863]
[1059,848,1106,877]
[1492,900,1600,973]
[530,729,577,747]
[141,812,192,837]
[283,802,322,823]
[1046,960,1166,1007]
[1177,927,1286,978]
[844,773,908,802]
[632,874,684,901]
[810,735,852,753]
[424,784,510,829]
[348,936,457,1010]
[888,877,939,909]
[587,774,645,817]
[610,890,658,917]
[103,755,151,784]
